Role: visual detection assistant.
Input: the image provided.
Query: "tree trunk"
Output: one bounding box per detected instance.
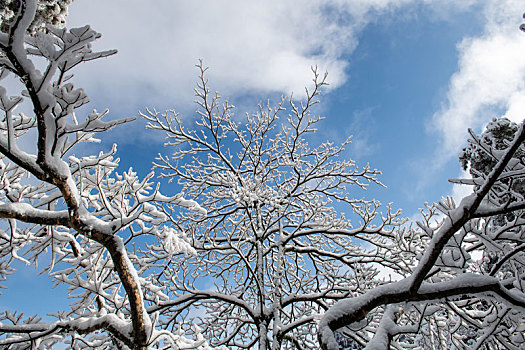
[259,322,268,350]
[272,214,284,350]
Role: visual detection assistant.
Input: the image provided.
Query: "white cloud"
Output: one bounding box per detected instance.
[65,0,360,109]
[431,0,525,159]
[64,0,477,112]
[503,90,525,122]
[61,0,513,152]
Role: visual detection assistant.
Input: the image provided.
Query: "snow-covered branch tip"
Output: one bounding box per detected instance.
[0,1,214,349]
[319,118,525,350]
[142,64,406,350]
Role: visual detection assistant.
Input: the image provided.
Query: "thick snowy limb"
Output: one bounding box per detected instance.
[0,202,69,225]
[319,120,525,349]
[0,313,131,347]
[0,2,214,349]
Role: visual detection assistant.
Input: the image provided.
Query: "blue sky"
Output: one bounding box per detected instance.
[3,0,525,324]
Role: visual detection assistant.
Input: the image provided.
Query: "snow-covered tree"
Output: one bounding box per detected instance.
[1,0,73,33]
[0,1,216,349]
[318,15,525,350]
[142,63,407,350]
[318,118,525,349]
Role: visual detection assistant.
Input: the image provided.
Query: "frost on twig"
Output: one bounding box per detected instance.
[319,118,525,350]
[0,1,215,349]
[143,62,407,349]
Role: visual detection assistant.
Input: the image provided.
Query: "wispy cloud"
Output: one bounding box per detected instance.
[63,0,523,169]
[66,0,359,108]
[346,107,379,160]
[431,0,525,160]
[66,0,472,111]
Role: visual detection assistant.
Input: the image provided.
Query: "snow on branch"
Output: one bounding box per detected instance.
[319,118,525,349]
[143,62,407,349]
[0,1,215,349]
